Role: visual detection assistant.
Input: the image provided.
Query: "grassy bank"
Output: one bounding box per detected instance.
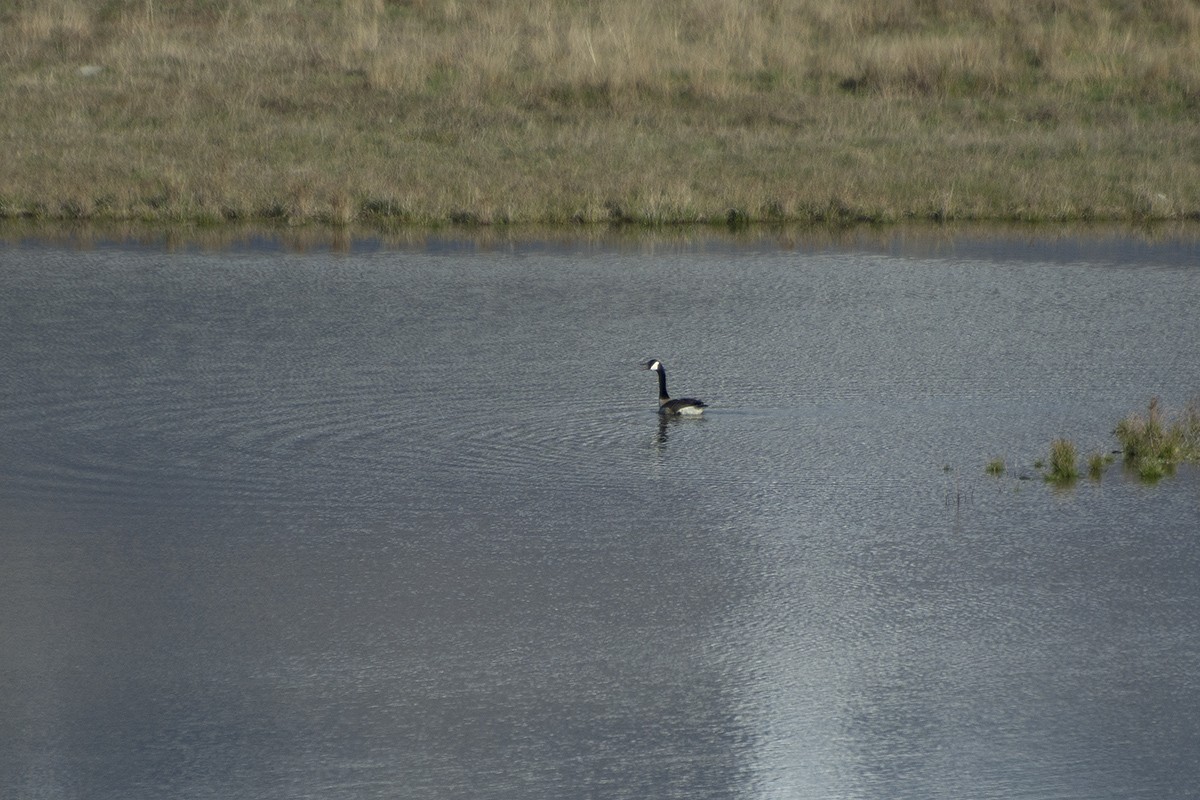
[3,0,1200,227]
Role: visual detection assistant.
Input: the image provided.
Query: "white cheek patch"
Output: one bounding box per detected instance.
[649,360,661,371]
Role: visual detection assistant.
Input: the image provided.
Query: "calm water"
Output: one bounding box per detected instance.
[2,230,1199,800]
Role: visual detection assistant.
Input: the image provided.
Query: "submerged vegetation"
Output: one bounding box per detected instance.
[1115,397,1200,481]
[3,0,1200,227]
[987,397,1200,489]
[1087,451,1112,480]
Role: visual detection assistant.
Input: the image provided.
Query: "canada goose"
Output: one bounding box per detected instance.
[641,359,707,415]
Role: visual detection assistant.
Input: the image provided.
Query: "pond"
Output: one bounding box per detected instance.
[2,227,1199,800]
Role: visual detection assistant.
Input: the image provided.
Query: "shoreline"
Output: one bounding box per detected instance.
[4,217,1198,254]
[3,202,1198,230]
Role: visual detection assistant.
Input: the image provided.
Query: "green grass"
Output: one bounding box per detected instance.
[985,457,1006,475]
[3,0,1200,227]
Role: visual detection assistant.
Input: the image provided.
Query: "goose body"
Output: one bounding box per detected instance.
[641,359,707,415]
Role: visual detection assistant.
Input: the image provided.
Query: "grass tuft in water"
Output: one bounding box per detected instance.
[987,397,1198,490]
[1114,396,1200,481]
[1045,438,1079,484]
[1135,456,1171,482]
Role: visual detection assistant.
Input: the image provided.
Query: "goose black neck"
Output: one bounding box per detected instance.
[656,367,670,400]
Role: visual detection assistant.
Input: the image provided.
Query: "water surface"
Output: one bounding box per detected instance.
[2,230,1199,800]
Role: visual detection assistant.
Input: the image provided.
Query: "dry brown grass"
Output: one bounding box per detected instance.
[3,0,1200,226]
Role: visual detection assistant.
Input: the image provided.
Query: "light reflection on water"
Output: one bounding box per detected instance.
[1,231,1199,800]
